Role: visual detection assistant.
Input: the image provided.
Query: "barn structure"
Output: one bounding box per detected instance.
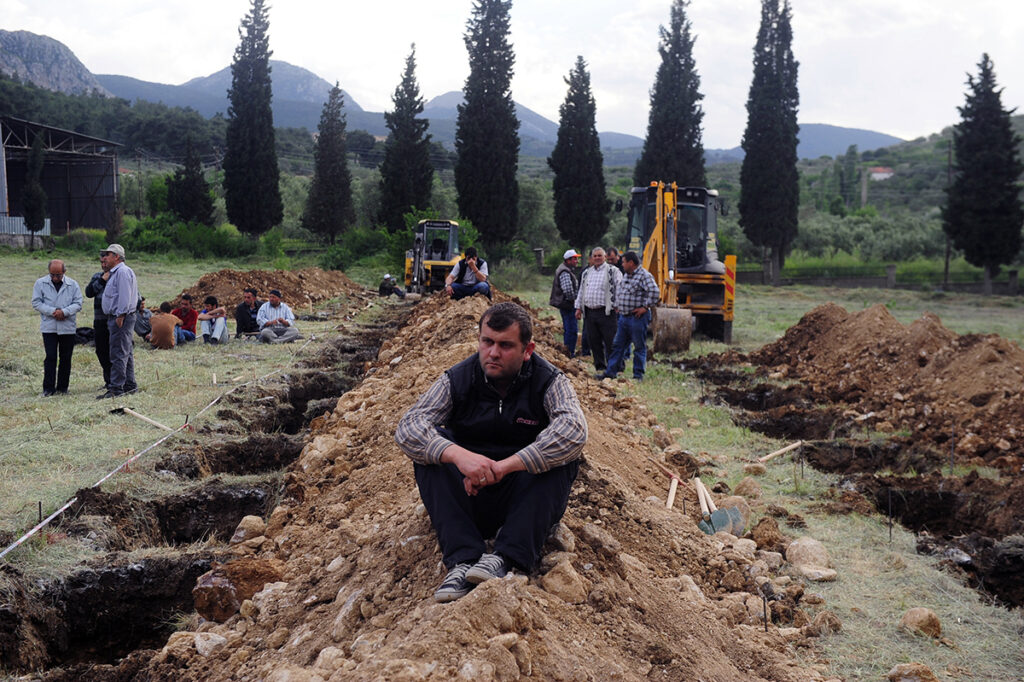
[0,115,120,238]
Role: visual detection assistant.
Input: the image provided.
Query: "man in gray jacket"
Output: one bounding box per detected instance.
[99,244,139,399]
[32,259,83,396]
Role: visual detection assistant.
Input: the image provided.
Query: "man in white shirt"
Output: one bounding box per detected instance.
[574,247,622,375]
[256,289,299,344]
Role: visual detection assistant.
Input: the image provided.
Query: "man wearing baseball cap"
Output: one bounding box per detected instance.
[98,244,139,398]
[548,249,581,357]
[378,273,406,299]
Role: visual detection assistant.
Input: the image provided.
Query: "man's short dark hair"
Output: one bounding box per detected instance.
[204,295,218,306]
[622,251,640,265]
[159,301,172,313]
[181,293,193,302]
[607,246,621,257]
[269,289,282,297]
[464,246,478,259]
[243,287,258,297]
[479,302,532,346]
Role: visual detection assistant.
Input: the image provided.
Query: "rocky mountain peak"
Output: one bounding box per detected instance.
[0,29,111,97]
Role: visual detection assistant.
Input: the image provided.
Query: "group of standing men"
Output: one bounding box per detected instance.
[550,246,660,381]
[32,243,304,398]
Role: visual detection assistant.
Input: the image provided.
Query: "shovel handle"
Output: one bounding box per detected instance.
[758,440,803,463]
[120,407,175,432]
[646,456,682,481]
[666,477,678,509]
[694,476,718,512]
[695,476,710,516]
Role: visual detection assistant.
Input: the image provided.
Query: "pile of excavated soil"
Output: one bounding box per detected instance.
[136,292,834,681]
[737,303,1023,467]
[173,268,372,314]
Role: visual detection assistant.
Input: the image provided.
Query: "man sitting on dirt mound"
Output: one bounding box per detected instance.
[396,302,587,603]
[256,289,299,344]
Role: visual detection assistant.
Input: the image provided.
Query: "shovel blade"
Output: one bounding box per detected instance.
[697,516,716,534]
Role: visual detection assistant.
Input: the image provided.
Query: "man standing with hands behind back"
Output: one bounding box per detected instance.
[85,252,113,391]
[99,244,139,399]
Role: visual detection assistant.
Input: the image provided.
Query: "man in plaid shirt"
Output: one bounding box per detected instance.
[603,251,660,381]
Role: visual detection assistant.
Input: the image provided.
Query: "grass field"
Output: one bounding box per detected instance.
[2,251,1022,679]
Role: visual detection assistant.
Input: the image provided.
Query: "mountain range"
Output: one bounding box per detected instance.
[1,29,904,162]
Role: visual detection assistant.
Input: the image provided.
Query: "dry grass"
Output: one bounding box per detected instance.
[0,252,343,570]
[569,283,1024,681]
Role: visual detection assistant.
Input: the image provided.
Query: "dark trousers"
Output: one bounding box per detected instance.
[107,313,137,394]
[414,458,580,571]
[94,318,111,388]
[42,333,75,393]
[559,308,578,357]
[583,307,617,372]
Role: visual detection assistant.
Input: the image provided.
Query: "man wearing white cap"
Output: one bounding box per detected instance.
[98,244,139,398]
[378,273,406,299]
[548,249,581,357]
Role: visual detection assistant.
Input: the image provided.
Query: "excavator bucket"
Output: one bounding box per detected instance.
[652,307,692,353]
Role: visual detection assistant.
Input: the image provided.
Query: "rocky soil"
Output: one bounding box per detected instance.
[81,292,841,682]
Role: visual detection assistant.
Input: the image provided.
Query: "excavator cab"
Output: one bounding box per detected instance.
[405,220,461,293]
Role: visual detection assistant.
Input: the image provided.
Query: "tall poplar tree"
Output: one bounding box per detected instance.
[633,0,705,188]
[223,0,283,237]
[167,138,214,226]
[548,56,608,248]
[302,84,354,245]
[22,133,47,251]
[378,46,433,233]
[943,54,1023,296]
[455,0,520,252]
[738,0,799,285]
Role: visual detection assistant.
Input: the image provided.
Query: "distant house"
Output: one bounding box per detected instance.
[869,166,895,181]
[0,115,120,237]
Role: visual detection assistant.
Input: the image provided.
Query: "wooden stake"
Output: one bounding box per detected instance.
[666,477,679,509]
[212,372,217,385]
[758,440,803,463]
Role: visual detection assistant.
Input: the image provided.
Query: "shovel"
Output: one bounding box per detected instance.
[694,476,744,535]
[110,405,175,432]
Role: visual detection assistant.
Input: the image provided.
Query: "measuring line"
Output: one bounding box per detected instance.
[0,333,321,563]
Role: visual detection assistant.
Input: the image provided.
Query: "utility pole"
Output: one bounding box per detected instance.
[136,154,143,219]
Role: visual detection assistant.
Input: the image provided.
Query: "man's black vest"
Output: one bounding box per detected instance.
[441,352,559,461]
[452,257,486,285]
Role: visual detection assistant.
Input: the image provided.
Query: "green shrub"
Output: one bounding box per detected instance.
[118,213,257,258]
[58,228,107,253]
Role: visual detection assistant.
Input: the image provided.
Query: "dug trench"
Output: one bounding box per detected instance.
[693,302,1024,608]
[0,304,412,675]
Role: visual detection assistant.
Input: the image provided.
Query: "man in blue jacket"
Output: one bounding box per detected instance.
[32,259,83,396]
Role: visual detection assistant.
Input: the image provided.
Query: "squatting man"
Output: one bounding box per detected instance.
[395,302,587,602]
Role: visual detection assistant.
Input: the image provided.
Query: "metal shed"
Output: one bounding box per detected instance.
[0,115,120,236]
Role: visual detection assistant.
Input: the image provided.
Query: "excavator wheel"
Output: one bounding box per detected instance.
[652,307,693,354]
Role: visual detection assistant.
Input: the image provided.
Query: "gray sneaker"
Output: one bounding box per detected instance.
[434,563,473,603]
[465,552,507,584]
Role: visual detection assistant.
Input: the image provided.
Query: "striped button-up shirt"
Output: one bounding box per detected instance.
[615,265,660,313]
[395,366,587,474]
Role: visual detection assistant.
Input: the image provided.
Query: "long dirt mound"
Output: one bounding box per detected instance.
[175,267,370,311]
[139,293,830,681]
[742,302,1023,466]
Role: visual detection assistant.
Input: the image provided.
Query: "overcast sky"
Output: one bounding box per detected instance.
[7,0,1024,149]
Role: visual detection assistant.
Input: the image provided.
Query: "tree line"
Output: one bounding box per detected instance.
[7,0,1022,289]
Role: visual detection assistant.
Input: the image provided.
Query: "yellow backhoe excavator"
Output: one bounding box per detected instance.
[404,220,462,294]
[624,182,736,351]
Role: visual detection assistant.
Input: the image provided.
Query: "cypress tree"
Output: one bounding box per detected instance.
[302,84,354,245]
[223,0,283,237]
[548,56,609,248]
[455,0,520,253]
[738,0,799,285]
[378,45,434,233]
[167,138,215,226]
[942,54,1024,295]
[22,133,47,251]
[633,0,705,188]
